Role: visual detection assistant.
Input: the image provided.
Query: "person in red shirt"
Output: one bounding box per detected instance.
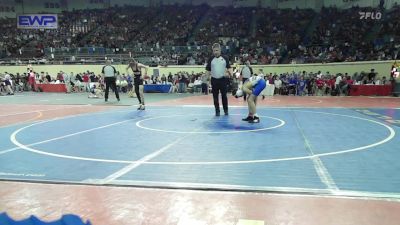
[346,76,354,85]
[83,73,90,92]
[28,69,36,91]
[326,76,335,95]
[343,76,354,96]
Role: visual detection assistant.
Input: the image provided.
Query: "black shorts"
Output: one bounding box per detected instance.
[5,80,11,86]
[134,78,143,86]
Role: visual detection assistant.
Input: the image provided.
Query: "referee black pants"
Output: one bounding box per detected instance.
[211,77,228,113]
[105,77,119,101]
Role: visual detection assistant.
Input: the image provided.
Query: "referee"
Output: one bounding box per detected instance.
[102,60,120,102]
[206,43,233,116]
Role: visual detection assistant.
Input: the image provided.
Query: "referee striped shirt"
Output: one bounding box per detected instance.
[102,65,117,77]
[206,56,231,79]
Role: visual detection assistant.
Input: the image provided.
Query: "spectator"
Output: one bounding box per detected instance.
[201,72,209,95]
[240,60,252,100]
[28,70,36,91]
[45,72,51,83]
[335,73,342,95]
[193,77,202,93]
[274,76,283,95]
[4,73,14,95]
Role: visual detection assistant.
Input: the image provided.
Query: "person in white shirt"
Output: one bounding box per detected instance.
[335,73,342,95]
[63,72,72,93]
[4,73,14,95]
[102,60,120,102]
[274,77,282,95]
[193,77,202,93]
[240,60,252,100]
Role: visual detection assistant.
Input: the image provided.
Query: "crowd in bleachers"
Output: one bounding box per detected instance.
[0,11,91,58]
[288,7,378,63]
[194,7,253,45]
[374,5,400,60]
[1,4,400,66]
[250,8,315,64]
